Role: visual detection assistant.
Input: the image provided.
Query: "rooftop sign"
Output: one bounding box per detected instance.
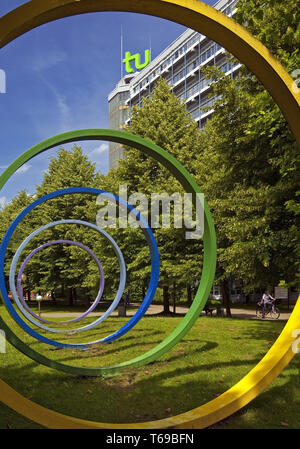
[123,49,151,73]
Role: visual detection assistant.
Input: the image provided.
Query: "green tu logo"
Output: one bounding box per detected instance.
[123,49,151,73]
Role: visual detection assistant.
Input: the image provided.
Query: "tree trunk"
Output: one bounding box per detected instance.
[68,288,73,306]
[187,285,192,307]
[221,279,231,317]
[85,288,90,307]
[163,285,170,314]
[173,282,176,314]
[51,290,57,304]
[27,284,31,302]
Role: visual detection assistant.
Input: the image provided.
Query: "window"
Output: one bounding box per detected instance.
[178,46,185,57]
[191,109,200,120]
[173,69,184,84]
[186,83,198,98]
[200,45,215,64]
[178,92,185,103]
[219,62,229,73]
[186,58,199,75]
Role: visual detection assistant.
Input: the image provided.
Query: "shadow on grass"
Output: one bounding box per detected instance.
[40,338,166,365]
[0,347,265,426]
[1,314,296,428]
[1,355,299,428]
[27,320,149,343]
[28,329,164,353]
[212,361,300,429]
[227,317,285,343]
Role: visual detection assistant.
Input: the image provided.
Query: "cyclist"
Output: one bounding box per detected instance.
[261,290,275,318]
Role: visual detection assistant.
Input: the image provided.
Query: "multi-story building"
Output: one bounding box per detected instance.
[108,0,240,169]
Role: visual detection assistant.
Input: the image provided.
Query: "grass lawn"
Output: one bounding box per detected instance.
[17,300,138,315]
[0,304,299,429]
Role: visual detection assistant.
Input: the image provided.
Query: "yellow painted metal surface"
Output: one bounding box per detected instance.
[0,0,299,429]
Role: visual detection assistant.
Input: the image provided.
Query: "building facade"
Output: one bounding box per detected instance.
[108,0,239,169]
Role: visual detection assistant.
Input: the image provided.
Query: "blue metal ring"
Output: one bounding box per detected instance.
[0,187,160,349]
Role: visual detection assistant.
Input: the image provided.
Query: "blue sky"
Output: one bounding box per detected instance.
[0,0,216,206]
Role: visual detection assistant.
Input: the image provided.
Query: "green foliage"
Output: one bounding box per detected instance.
[0,146,112,302]
[195,0,300,291]
[0,191,35,301]
[235,0,300,65]
[105,78,205,309]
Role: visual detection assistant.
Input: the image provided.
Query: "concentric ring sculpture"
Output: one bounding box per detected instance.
[0,131,214,363]
[0,0,299,430]
[9,217,128,337]
[16,239,105,326]
[3,190,160,347]
[15,239,105,326]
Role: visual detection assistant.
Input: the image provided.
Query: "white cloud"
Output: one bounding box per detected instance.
[0,196,6,208]
[16,164,32,174]
[32,50,67,72]
[33,71,71,133]
[89,143,109,158]
[83,143,109,174]
[55,92,71,130]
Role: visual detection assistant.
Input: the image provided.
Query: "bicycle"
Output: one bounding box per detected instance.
[256,299,280,319]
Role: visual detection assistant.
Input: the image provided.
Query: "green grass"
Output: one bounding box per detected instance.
[15,300,138,315]
[0,304,299,429]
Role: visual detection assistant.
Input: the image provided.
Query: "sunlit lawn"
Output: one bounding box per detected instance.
[0,304,299,429]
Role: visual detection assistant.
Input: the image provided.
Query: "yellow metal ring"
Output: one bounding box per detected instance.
[0,0,299,429]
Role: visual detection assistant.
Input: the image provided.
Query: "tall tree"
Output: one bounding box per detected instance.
[104,78,205,313]
[235,0,300,290]
[0,191,34,301]
[20,146,100,305]
[194,0,300,317]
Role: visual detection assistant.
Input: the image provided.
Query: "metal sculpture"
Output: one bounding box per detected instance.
[0,0,299,430]
[14,239,105,326]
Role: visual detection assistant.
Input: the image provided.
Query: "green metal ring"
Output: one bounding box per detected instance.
[0,128,217,376]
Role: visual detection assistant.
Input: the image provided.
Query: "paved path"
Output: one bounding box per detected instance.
[223,307,291,321]
[41,304,291,321]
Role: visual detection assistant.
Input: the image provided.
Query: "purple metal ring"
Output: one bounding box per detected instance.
[17,240,105,325]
